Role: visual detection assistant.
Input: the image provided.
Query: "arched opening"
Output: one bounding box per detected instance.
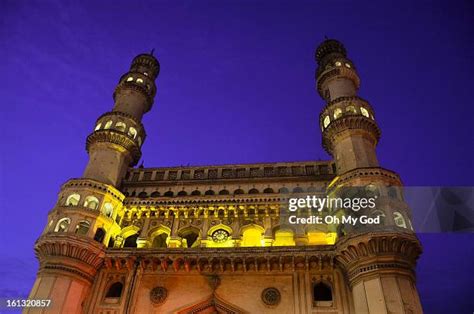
[123,234,138,248]
[55,218,70,232]
[360,107,370,118]
[105,282,123,298]
[104,120,113,129]
[219,189,229,195]
[179,228,200,248]
[249,188,259,194]
[313,282,332,302]
[164,191,174,197]
[233,189,244,195]
[93,228,106,243]
[150,191,160,197]
[388,186,399,199]
[127,127,137,139]
[365,184,380,198]
[293,187,304,193]
[94,123,102,131]
[108,237,115,248]
[263,188,274,194]
[394,212,407,228]
[204,190,215,196]
[273,228,295,246]
[333,108,342,119]
[65,194,80,206]
[103,202,114,218]
[75,220,90,235]
[372,210,386,225]
[115,122,126,132]
[279,187,289,194]
[191,190,201,196]
[241,226,263,247]
[177,191,187,196]
[138,191,148,198]
[126,76,134,82]
[323,116,330,128]
[346,105,357,114]
[152,233,168,248]
[84,196,99,210]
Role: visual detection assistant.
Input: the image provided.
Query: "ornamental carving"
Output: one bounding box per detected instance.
[261,287,281,306]
[150,286,167,305]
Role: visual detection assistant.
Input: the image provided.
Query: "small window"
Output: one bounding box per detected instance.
[93,228,106,243]
[333,108,342,119]
[75,220,90,235]
[128,127,137,139]
[136,78,144,84]
[103,202,114,218]
[105,282,123,298]
[137,136,142,146]
[313,282,332,302]
[204,190,215,196]
[164,191,174,197]
[65,194,80,206]
[323,116,330,128]
[394,212,407,228]
[84,196,100,210]
[94,123,102,131]
[219,189,229,195]
[126,77,134,82]
[191,190,201,196]
[249,188,259,194]
[335,61,342,67]
[177,190,187,196]
[360,107,370,118]
[346,106,357,114]
[104,120,113,129]
[115,122,126,132]
[279,187,289,194]
[263,188,274,193]
[234,189,244,195]
[345,62,351,68]
[55,218,70,232]
[143,72,149,76]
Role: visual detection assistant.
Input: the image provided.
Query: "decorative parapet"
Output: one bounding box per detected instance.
[104,246,336,273]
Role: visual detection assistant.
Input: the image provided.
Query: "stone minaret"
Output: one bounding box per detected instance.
[315,39,424,313]
[27,53,159,313]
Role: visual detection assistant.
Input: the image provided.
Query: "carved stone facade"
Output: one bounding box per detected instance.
[27,40,423,313]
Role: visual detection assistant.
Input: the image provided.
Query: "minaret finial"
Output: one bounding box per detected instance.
[324,35,329,40]
[150,48,155,56]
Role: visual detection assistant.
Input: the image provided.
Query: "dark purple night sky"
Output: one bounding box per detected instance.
[1,0,473,313]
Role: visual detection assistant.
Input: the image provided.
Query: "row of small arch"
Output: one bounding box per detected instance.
[95,120,142,145]
[322,105,373,129]
[64,194,115,218]
[126,186,324,198]
[124,75,152,91]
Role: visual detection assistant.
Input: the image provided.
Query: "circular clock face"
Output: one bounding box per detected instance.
[212,229,229,243]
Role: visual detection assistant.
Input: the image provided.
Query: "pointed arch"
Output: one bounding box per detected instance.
[240,224,264,247]
[178,226,201,248]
